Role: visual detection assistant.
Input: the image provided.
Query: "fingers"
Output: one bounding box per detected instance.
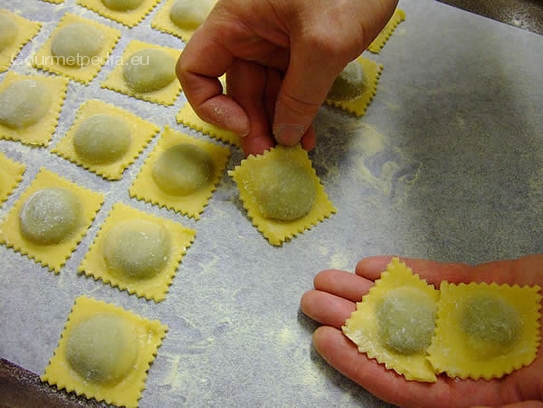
[314,269,373,302]
[176,24,250,136]
[300,290,355,329]
[312,326,501,408]
[355,255,543,287]
[227,60,275,156]
[272,44,339,146]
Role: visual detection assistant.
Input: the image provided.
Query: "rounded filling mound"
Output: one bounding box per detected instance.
[65,313,139,385]
[327,60,367,102]
[152,143,214,196]
[51,23,104,67]
[0,14,18,51]
[169,0,214,30]
[0,80,51,129]
[102,219,172,280]
[101,0,145,11]
[122,48,176,93]
[73,114,131,164]
[460,295,522,358]
[252,160,316,221]
[19,187,81,245]
[376,287,437,355]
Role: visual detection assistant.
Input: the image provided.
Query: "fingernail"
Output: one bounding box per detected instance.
[273,124,305,146]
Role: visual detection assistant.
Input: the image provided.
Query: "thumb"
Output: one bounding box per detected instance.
[272,46,341,146]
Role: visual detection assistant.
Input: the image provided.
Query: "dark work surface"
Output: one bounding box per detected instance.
[437,0,543,35]
[1,1,541,407]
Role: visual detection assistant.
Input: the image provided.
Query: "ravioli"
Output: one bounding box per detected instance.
[102,0,144,10]
[367,8,406,54]
[123,48,176,93]
[342,257,439,382]
[101,40,182,105]
[73,115,131,164]
[0,72,68,146]
[50,23,104,67]
[0,10,41,72]
[0,153,25,206]
[176,102,240,147]
[325,56,382,117]
[79,203,196,301]
[0,14,18,51]
[32,13,121,84]
[42,295,168,408]
[169,0,215,30]
[77,0,160,27]
[327,60,368,102]
[65,313,139,385]
[0,168,104,272]
[252,159,317,221]
[0,80,51,129]
[19,187,82,245]
[51,99,159,180]
[229,145,336,246]
[129,127,230,219]
[152,143,215,196]
[151,0,215,42]
[428,282,541,380]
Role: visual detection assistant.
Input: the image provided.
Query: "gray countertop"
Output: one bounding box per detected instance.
[0,0,542,407]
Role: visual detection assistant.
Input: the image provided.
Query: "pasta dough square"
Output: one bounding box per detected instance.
[0,153,25,206]
[76,0,161,28]
[0,168,104,273]
[51,99,160,180]
[367,8,406,54]
[129,126,230,220]
[101,40,182,106]
[176,102,240,147]
[0,9,41,72]
[0,71,68,147]
[325,56,383,117]
[342,258,439,382]
[428,281,542,380]
[41,295,168,408]
[151,0,215,42]
[32,13,121,85]
[229,145,336,246]
[79,202,196,302]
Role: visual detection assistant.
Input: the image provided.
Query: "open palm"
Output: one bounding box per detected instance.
[301,255,543,408]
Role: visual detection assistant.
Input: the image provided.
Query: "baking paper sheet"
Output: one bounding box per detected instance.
[1,0,542,406]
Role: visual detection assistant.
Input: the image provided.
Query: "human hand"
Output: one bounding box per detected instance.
[300,255,543,408]
[176,0,398,156]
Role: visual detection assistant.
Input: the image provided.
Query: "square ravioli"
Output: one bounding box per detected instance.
[342,257,439,382]
[130,127,230,220]
[51,99,160,180]
[0,168,104,273]
[42,295,168,408]
[79,202,196,302]
[176,102,240,147]
[367,8,406,54]
[229,145,336,246]
[151,0,216,42]
[76,0,161,28]
[0,9,41,72]
[101,40,182,106]
[325,56,383,117]
[428,281,542,380]
[32,13,121,85]
[0,153,25,206]
[0,71,68,146]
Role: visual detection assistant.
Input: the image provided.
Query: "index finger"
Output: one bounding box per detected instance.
[176,24,249,136]
[355,255,543,287]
